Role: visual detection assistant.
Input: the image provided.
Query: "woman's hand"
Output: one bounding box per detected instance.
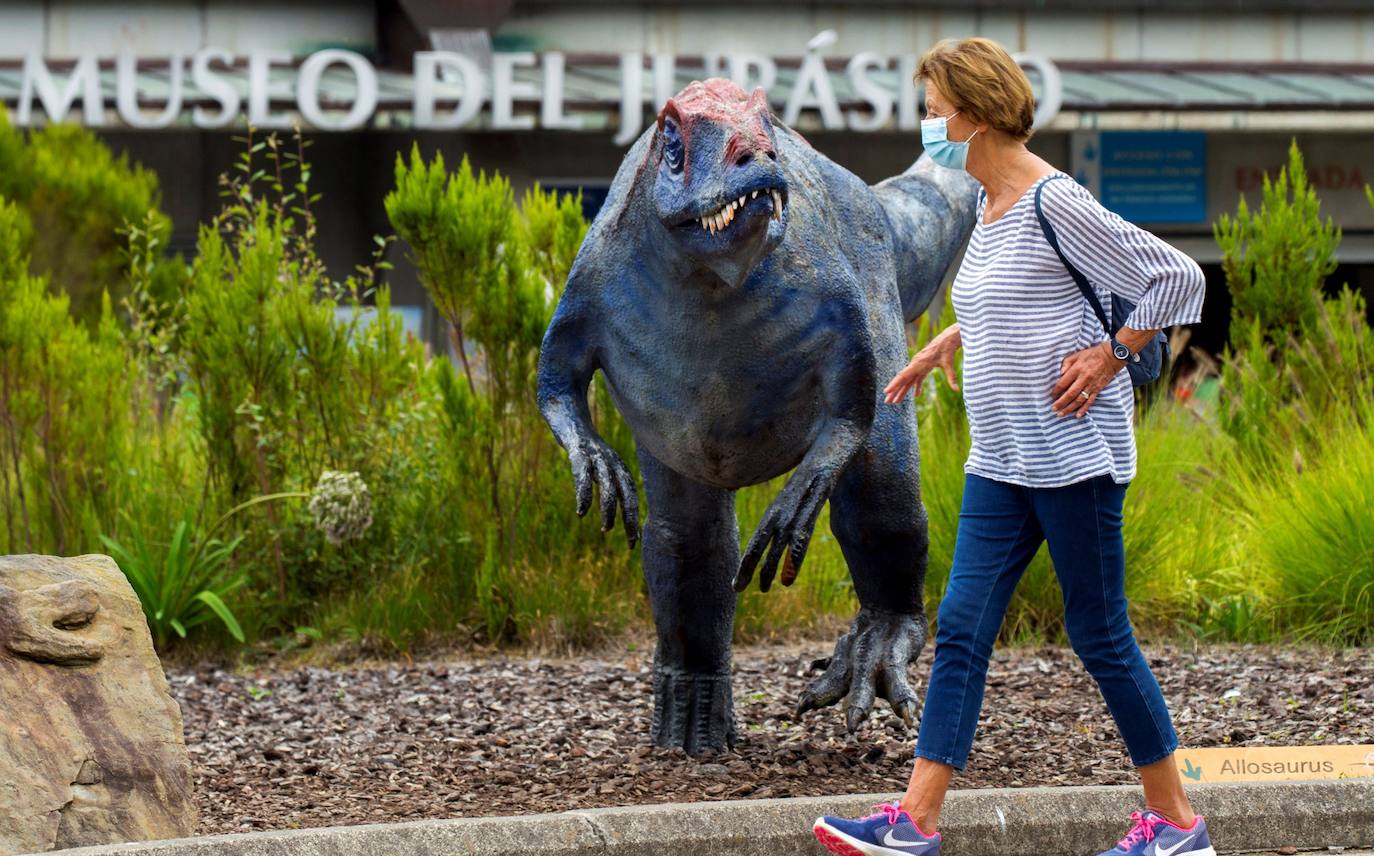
[1051,341,1125,417]
[883,324,961,404]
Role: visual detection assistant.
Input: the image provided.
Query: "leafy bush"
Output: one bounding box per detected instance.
[383,146,649,647]
[0,199,132,555]
[181,131,426,616]
[1214,139,1373,466]
[1214,139,1338,344]
[0,109,176,324]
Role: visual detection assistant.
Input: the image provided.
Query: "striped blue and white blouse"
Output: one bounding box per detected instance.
[949,170,1205,488]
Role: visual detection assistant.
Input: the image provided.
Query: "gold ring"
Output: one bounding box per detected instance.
[1079,390,1090,399]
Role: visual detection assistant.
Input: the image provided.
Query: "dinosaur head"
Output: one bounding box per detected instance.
[652,79,790,286]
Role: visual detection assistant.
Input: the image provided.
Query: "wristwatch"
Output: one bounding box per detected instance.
[1110,335,1138,363]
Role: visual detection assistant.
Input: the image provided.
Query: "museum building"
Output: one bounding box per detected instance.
[4,0,1374,355]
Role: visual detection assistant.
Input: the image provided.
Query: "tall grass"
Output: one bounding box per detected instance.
[1223,397,1374,645]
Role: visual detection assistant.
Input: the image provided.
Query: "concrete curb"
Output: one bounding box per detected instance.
[42,779,1374,856]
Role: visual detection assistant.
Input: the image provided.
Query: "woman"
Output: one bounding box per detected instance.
[811,37,1211,856]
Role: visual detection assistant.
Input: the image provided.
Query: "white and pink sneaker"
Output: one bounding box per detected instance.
[1097,809,1216,856]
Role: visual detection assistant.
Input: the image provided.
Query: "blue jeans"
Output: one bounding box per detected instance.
[913,472,1179,770]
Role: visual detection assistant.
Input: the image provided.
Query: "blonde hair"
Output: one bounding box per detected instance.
[915,37,1036,142]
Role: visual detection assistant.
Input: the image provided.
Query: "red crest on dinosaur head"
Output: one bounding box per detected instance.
[656,79,775,180]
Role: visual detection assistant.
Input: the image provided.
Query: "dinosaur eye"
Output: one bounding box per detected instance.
[662,120,684,173]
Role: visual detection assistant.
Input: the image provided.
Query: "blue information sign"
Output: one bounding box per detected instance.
[1088,132,1207,224]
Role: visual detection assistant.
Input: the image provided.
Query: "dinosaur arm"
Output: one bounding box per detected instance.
[536,305,596,456]
[733,301,878,592]
[807,323,879,483]
[537,301,640,547]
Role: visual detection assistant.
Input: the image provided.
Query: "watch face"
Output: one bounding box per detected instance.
[1113,343,1131,360]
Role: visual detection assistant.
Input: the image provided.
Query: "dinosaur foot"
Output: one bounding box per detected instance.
[797,606,929,733]
[651,665,737,756]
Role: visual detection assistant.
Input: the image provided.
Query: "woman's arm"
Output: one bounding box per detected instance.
[883,323,961,404]
[1041,177,1206,333]
[1040,178,1206,417]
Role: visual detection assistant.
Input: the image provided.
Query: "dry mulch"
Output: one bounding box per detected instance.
[168,642,1374,835]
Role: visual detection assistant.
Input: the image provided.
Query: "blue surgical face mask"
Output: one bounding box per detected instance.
[921,111,979,171]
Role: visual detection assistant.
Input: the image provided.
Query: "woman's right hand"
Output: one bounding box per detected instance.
[883,323,962,404]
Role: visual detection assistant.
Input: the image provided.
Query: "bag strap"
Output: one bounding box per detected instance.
[1033,175,1113,336]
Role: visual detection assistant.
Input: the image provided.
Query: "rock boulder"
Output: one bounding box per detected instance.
[0,554,196,854]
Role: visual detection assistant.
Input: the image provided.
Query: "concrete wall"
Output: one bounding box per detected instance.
[496,6,1374,64]
[0,0,377,59]
[10,1,1374,66]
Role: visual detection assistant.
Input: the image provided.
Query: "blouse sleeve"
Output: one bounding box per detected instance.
[1038,176,1206,331]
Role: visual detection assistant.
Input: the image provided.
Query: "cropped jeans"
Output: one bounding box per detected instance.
[913,472,1179,771]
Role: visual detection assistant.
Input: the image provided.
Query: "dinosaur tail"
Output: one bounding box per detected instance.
[871,153,981,324]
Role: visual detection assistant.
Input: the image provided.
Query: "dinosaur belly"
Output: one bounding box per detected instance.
[603,363,823,489]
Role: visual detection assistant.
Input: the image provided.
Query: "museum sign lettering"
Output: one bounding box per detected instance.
[13,49,1062,143]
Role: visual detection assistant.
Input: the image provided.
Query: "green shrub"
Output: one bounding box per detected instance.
[1214,139,1372,468]
[1214,139,1338,345]
[180,130,426,620]
[0,109,176,324]
[383,146,649,648]
[0,199,132,555]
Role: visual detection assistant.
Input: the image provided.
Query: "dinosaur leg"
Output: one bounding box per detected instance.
[637,447,740,755]
[801,398,931,732]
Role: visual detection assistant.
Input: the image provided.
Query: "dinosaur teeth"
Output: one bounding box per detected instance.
[694,190,782,233]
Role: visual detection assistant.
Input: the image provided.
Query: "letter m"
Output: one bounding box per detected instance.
[18,54,104,126]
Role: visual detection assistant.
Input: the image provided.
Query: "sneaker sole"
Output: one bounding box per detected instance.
[812,819,933,856]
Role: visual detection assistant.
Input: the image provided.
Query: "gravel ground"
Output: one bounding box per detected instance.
[169,642,1374,835]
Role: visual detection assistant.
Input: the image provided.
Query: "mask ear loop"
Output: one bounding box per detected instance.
[946,111,979,145]
[936,110,980,145]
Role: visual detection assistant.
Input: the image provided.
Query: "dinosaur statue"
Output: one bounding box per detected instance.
[537,78,978,754]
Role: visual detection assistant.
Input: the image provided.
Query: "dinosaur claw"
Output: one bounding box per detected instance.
[896,699,918,729]
[800,608,929,734]
[780,551,797,586]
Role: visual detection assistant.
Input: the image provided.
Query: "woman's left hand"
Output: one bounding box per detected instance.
[1051,342,1125,418]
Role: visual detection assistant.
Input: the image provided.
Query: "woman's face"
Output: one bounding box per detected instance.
[923,83,978,143]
